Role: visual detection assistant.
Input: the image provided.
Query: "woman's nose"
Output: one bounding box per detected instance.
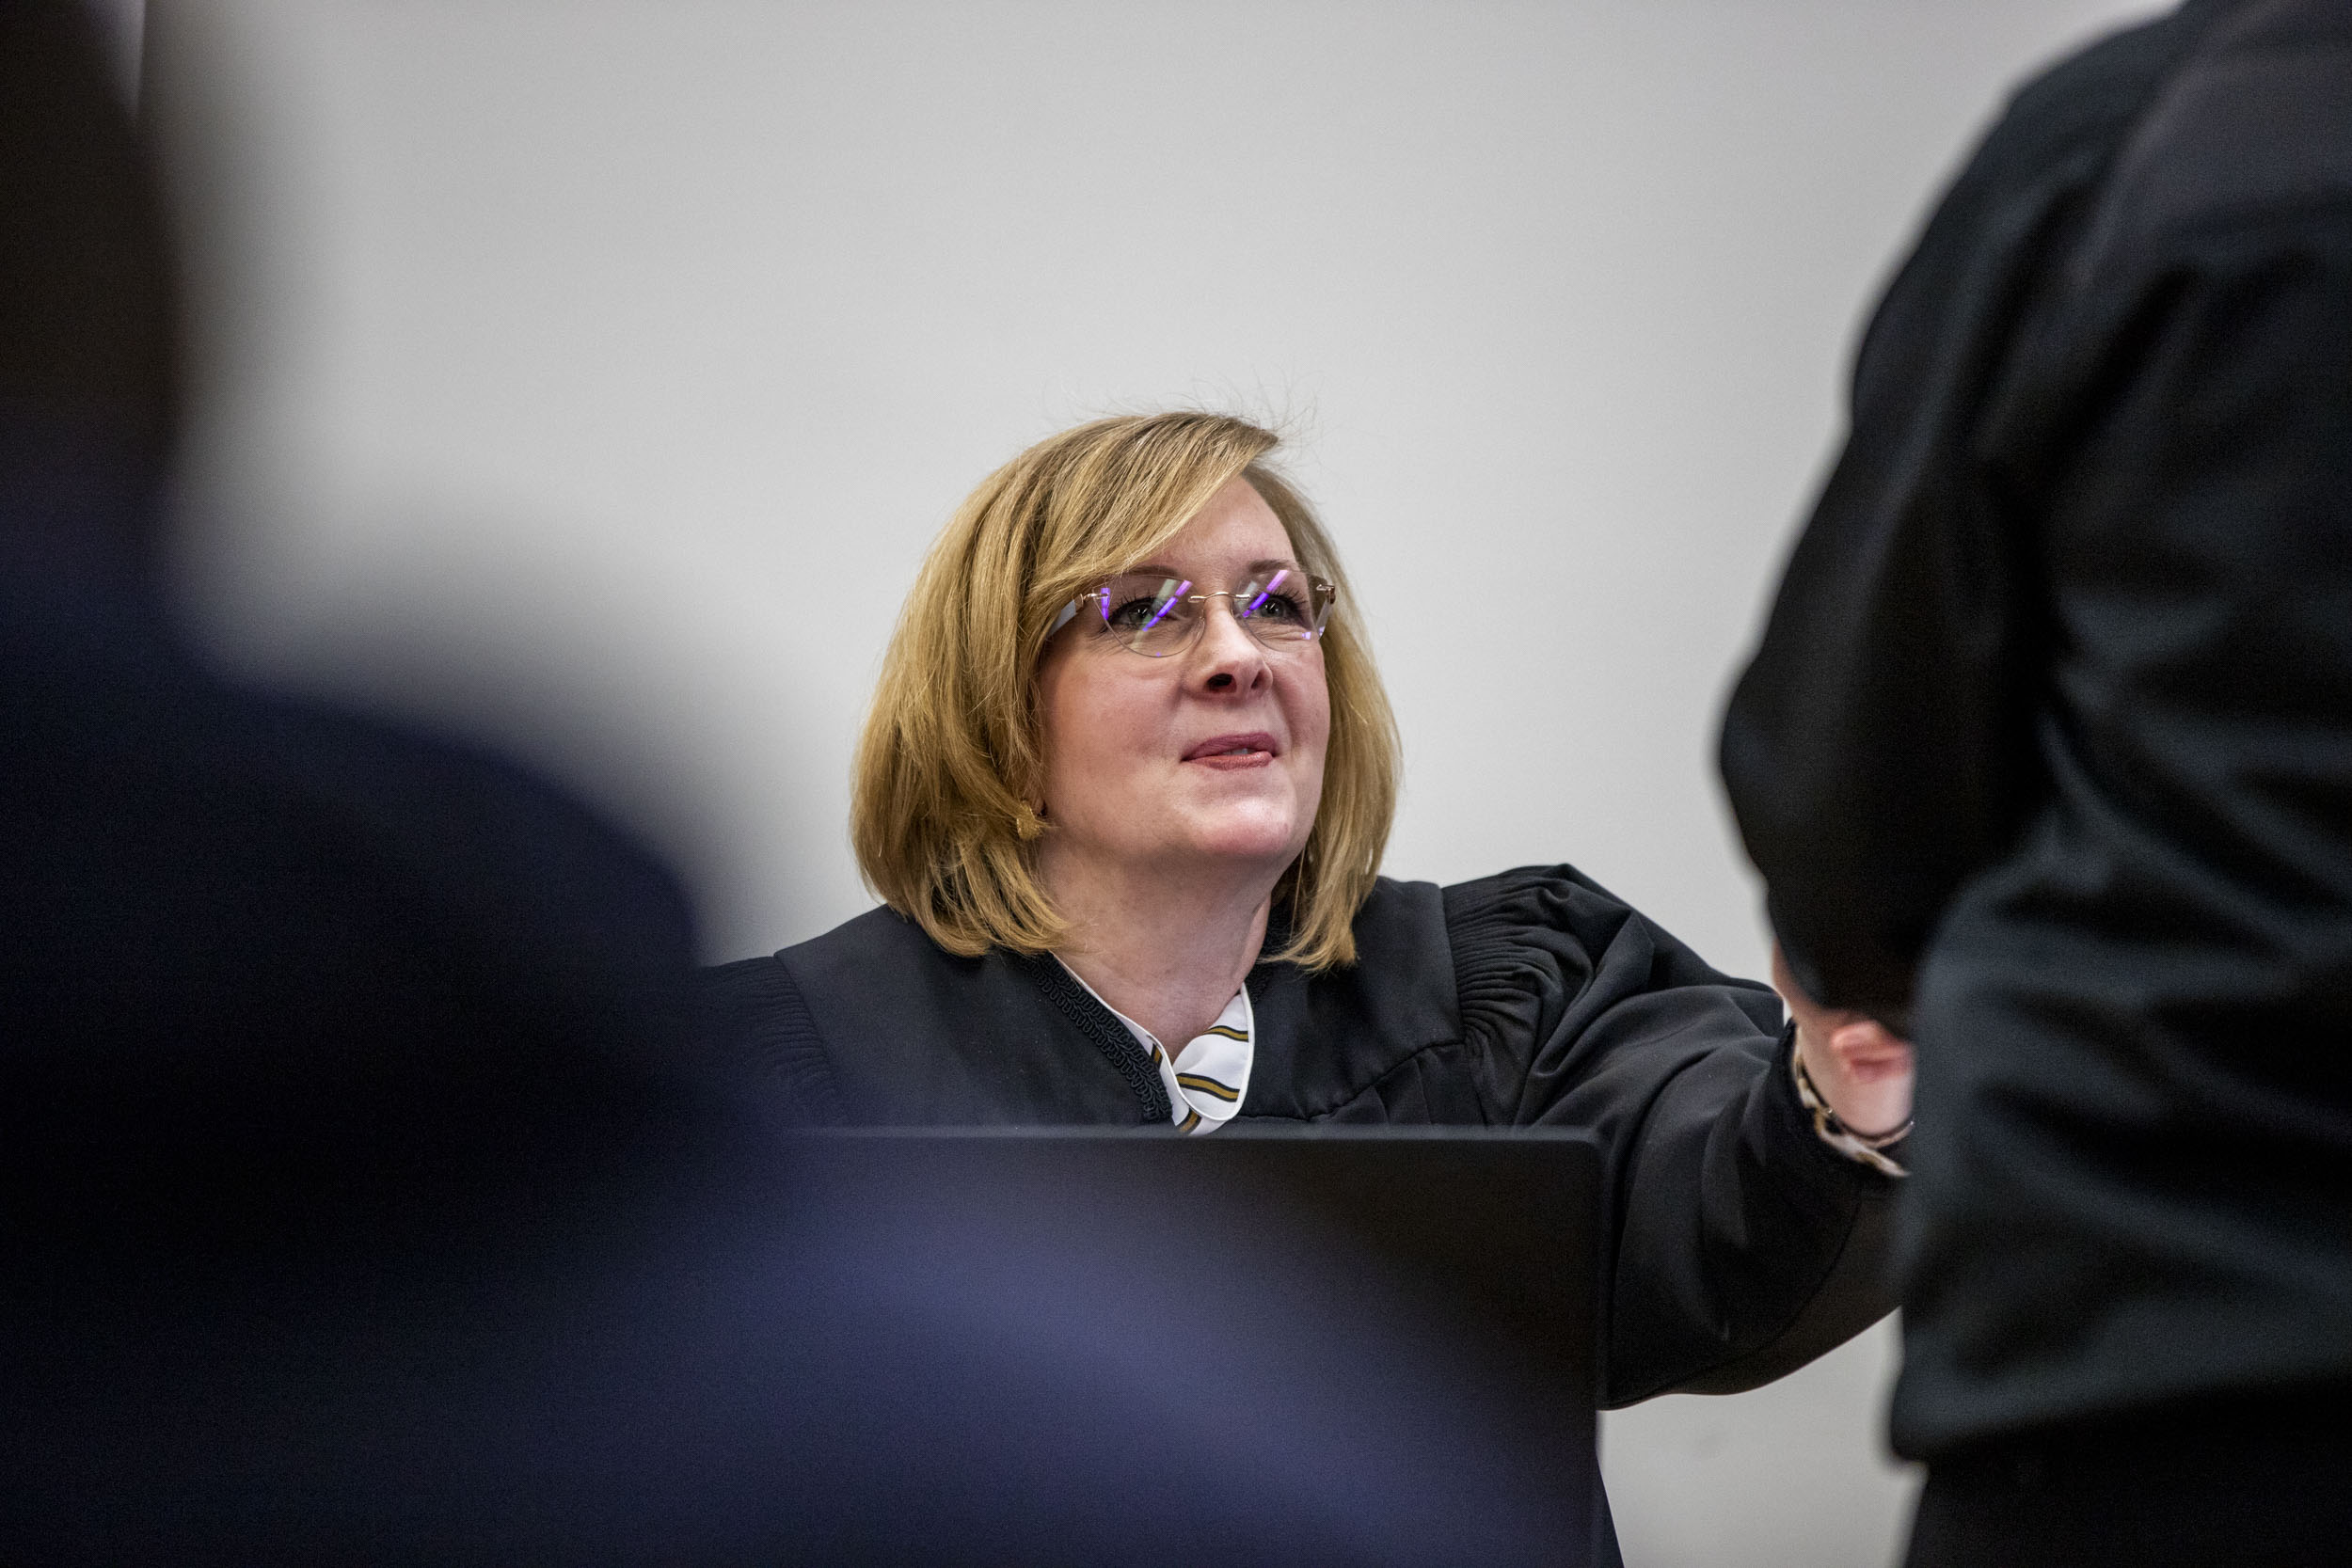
[1193,598,1270,694]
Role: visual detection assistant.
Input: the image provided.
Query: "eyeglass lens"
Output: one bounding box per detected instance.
[1085,568,1332,657]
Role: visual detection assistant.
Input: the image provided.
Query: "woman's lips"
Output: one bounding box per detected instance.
[1183,731,1279,768]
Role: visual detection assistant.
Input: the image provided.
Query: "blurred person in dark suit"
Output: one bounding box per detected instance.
[1721,1,2352,1563]
[4,0,745,1554]
[1,6,1609,1561]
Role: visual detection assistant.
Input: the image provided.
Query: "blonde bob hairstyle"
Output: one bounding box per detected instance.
[851,411,1400,972]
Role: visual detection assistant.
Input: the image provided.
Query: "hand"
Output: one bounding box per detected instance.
[1772,943,1915,1139]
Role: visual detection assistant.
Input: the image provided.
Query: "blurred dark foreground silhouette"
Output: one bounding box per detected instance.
[0,6,1583,1561]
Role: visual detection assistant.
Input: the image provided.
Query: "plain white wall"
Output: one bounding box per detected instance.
[147,4,2166,1564]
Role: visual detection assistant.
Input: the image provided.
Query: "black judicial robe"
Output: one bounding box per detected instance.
[704,864,1900,1408]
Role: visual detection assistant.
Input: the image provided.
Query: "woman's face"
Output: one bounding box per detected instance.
[1034,477,1331,893]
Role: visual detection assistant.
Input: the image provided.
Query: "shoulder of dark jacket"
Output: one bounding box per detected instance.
[1442,862,1777,1011]
[1844,0,2219,399]
[2069,0,2352,291]
[701,950,848,1126]
[2,558,697,986]
[746,906,1165,1125]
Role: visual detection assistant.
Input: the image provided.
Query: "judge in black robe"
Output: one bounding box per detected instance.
[704,413,1914,1563]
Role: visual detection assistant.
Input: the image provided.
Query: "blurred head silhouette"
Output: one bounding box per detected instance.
[0,0,179,569]
[0,14,730,1559]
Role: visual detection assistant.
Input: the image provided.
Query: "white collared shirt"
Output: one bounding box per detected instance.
[1055,959,1254,1133]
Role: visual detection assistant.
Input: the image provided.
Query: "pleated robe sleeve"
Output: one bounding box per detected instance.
[1440,866,1899,1406]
